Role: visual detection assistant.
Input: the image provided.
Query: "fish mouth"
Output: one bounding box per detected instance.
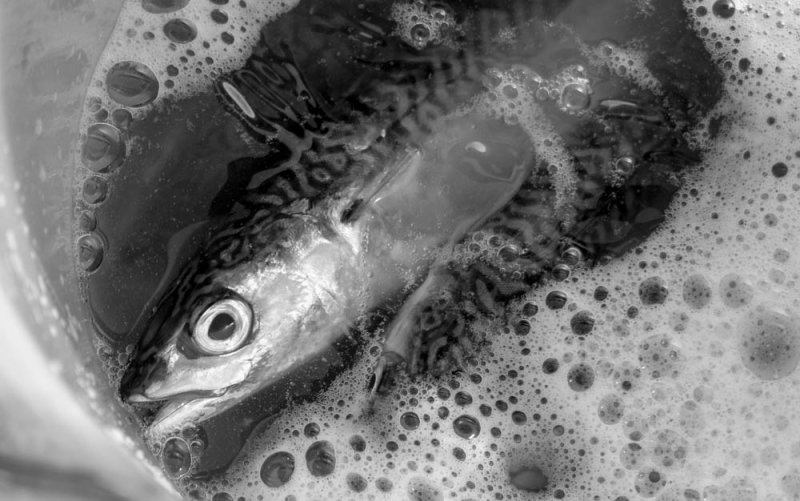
[124,386,222,404]
[151,395,212,430]
[124,388,226,432]
[120,355,224,407]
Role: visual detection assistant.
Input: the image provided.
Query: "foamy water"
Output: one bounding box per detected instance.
[76,1,800,499]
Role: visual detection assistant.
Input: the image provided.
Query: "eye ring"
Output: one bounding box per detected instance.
[193,297,253,355]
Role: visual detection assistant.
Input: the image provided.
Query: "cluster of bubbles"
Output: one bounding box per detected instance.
[81,0,800,499]
[586,41,663,95]
[73,0,298,276]
[391,0,460,50]
[472,64,580,215]
[149,426,207,480]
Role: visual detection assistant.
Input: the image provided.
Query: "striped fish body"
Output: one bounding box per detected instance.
[120,0,708,462]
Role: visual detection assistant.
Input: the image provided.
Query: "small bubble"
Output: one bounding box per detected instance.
[454,391,473,406]
[346,472,368,492]
[77,211,96,232]
[522,302,539,316]
[483,68,503,88]
[111,109,133,129]
[77,233,104,272]
[509,465,548,492]
[141,0,190,13]
[260,451,295,487]
[647,429,689,469]
[614,157,635,178]
[502,84,519,99]
[598,394,625,425]
[634,468,666,497]
[163,18,197,43]
[349,435,366,452]
[453,415,481,439]
[303,422,320,438]
[679,400,706,437]
[162,437,191,478]
[639,277,668,305]
[552,263,571,281]
[94,108,109,121]
[431,4,451,20]
[570,310,595,335]
[682,274,712,309]
[210,9,229,23]
[594,286,609,301]
[81,123,125,172]
[638,334,683,379]
[561,246,583,265]
[620,442,646,470]
[376,477,394,492]
[515,319,531,335]
[623,414,650,442]
[542,358,560,374]
[305,441,336,477]
[567,363,595,391]
[546,290,567,309]
[82,176,108,204]
[220,32,235,44]
[561,82,591,111]
[452,447,466,461]
[407,477,443,501]
[719,273,753,308]
[106,61,159,107]
[410,24,431,44]
[738,58,751,72]
[772,162,789,178]
[712,0,736,18]
[613,362,642,393]
[401,412,420,430]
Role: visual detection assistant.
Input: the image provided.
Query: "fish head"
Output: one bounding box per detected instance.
[120,214,358,429]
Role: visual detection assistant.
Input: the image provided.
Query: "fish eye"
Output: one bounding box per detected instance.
[192,297,253,355]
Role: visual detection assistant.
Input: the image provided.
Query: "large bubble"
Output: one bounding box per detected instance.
[739,307,800,380]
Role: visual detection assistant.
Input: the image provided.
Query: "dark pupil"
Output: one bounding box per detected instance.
[208,312,237,341]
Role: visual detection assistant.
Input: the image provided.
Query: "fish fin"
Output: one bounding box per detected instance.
[371,263,472,394]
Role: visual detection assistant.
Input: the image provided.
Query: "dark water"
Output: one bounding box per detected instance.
[81,0,722,490]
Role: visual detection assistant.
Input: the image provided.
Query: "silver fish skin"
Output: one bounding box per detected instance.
[120,114,535,433]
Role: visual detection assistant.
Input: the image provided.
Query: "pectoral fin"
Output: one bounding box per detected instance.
[370,264,468,395]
